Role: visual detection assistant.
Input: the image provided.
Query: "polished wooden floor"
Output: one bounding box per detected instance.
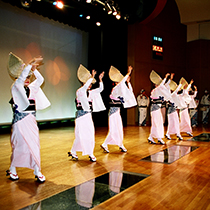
[1,124,210,210]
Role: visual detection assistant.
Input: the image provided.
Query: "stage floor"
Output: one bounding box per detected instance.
[1,125,210,210]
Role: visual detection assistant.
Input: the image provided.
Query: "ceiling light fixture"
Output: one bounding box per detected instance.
[116,12,121,20]
[112,6,117,16]
[96,22,101,26]
[105,1,112,15]
[20,0,32,8]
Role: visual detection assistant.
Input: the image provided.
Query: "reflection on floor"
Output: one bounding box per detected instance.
[140,145,198,164]
[21,171,149,210]
[190,133,210,142]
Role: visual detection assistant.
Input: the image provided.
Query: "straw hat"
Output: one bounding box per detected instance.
[7,52,25,79]
[179,77,192,91]
[150,70,162,85]
[109,66,124,82]
[77,64,96,84]
[169,80,177,91]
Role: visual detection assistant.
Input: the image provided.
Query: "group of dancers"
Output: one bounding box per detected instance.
[68,64,137,162]
[5,51,197,183]
[6,52,137,182]
[148,71,197,145]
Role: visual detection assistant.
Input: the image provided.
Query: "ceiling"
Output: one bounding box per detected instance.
[1,0,158,31]
[2,0,210,31]
[175,0,210,25]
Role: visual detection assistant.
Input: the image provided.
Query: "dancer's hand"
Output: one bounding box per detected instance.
[99,71,104,82]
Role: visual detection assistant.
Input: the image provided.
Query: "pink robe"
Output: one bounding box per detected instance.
[71,78,105,156]
[11,114,40,169]
[10,65,50,170]
[71,113,95,156]
[103,108,123,147]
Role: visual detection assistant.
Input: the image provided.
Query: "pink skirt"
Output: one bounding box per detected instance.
[180,108,192,133]
[103,109,123,147]
[167,111,181,136]
[71,113,95,156]
[10,113,40,170]
[150,109,164,139]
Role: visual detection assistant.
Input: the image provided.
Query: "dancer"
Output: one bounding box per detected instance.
[178,78,194,137]
[68,65,106,162]
[148,71,171,145]
[165,73,183,140]
[200,90,210,124]
[6,52,51,182]
[137,89,149,126]
[100,65,137,153]
[188,86,198,127]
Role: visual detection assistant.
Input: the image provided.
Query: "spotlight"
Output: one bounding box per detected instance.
[96,22,101,26]
[124,15,129,21]
[86,0,92,3]
[112,6,117,16]
[53,1,64,9]
[86,15,91,19]
[116,12,121,20]
[20,0,32,8]
[105,1,112,15]
[79,14,83,17]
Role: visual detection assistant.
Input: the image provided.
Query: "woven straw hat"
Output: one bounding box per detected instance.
[169,80,177,91]
[7,52,25,79]
[109,66,124,82]
[77,64,96,84]
[150,70,162,85]
[179,77,192,91]
[179,77,188,89]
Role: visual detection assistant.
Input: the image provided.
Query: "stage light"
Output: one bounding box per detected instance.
[112,6,117,16]
[116,12,121,20]
[86,15,91,19]
[96,22,101,26]
[105,1,112,14]
[20,0,32,8]
[53,1,64,9]
[86,0,92,3]
[79,14,83,17]
[124,15,129,21]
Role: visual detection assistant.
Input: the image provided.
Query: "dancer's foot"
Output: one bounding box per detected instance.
[6,170,19,181]
[186,132,193,137]
[119,145,127,152]
[68,152,78,160]
[100,144,109,153]
[148,138,156,144]
[177,135,183,140]
[158,139,165,145]
[89,156,97,162]
[35,172,45,183]
[165,134,171,140]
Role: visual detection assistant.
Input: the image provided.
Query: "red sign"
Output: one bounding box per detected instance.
[152,45,163,53]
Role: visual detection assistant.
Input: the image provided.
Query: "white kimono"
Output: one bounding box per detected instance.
[71,78,106,156]
[103,74,137,147]
[10,65,50,170]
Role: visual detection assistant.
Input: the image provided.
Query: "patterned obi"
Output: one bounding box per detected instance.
[109,99,123,107]
[108,107,120,116]
[9,98,36,124]
[12,111,36,124]
[75,99,92,111]
[75,110,90,119]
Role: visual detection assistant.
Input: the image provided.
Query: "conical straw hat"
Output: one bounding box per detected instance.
[7,52,25,79]
[169,80,177,91]
[150,70,162,85]
[77,64,96,84]
[179,77,188,89]
[109,66,124,82]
